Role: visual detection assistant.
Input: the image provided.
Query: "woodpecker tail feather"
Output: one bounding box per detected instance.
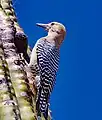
[36,87,49,120]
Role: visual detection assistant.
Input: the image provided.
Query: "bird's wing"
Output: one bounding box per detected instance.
[37,39,59,93]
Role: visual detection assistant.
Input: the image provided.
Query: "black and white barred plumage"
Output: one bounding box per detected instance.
[36,38,60,119]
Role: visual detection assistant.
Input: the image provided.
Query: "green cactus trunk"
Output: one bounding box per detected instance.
[0,0,51,120]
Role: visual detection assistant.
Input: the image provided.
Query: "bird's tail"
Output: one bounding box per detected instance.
[36,87,49,120]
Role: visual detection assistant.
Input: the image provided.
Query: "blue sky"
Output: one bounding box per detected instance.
[14,0,102,120]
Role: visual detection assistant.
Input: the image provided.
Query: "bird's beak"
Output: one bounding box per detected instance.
[36,23,50,31]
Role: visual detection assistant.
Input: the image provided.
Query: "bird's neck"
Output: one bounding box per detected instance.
[45,34,63,48]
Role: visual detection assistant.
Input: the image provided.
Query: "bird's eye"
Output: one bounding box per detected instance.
[51,23,55,26]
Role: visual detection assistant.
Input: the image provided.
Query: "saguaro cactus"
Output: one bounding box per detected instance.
[0,0,51,120]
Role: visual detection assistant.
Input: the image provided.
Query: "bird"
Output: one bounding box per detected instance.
[14,32,30,63]
[28,22,66,120]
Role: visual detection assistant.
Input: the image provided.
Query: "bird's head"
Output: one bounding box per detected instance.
[36,22,66,47]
